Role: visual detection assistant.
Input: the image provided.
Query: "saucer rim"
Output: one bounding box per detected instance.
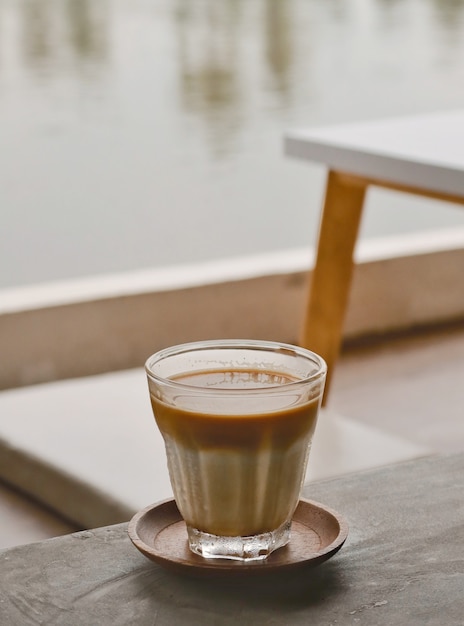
[127,497,348,576]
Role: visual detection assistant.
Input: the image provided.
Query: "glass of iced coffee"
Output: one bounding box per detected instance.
[145,339,326,562]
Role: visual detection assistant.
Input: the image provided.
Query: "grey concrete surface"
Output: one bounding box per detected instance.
[1,454,463,625]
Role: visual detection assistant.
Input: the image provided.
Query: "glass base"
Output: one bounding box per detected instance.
[187,519,292,562]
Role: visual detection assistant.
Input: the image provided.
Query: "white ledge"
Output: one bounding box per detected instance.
[2,228,464,314]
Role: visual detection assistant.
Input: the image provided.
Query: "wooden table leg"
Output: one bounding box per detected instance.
[301,170,367,404]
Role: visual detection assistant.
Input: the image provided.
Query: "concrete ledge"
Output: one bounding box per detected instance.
[2,229,464,391]
[0,369,429,528]
[1,455,460,626]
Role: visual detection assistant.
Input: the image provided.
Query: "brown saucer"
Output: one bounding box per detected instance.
[128,498,348,576]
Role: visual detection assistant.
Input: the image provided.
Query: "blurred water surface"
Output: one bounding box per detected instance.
[1,0,464,287]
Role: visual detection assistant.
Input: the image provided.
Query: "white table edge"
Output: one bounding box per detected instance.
[284,133,464,198]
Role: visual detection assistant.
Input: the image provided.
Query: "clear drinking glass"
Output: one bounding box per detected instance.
[145,339,326,562]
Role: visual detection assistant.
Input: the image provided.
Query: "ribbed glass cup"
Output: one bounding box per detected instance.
[145,339,326,562]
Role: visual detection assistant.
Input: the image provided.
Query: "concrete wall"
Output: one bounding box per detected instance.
[2,229,464,390]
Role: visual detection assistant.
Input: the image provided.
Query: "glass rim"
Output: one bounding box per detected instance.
[145,339,327,393]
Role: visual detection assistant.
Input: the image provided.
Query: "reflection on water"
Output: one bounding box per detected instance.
[1,0,464,287]
[263,0,294,102]
[174,0,243,154]
[173,0,298,153]
[16,0,109,78]
[431,0,464,27]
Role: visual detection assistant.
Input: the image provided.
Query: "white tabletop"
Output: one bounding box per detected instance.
[285,110,464,197]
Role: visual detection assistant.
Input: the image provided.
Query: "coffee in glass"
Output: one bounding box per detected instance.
[145,339,326,561]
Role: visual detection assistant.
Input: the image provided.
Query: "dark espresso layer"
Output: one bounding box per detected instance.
[150,369,320,451]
